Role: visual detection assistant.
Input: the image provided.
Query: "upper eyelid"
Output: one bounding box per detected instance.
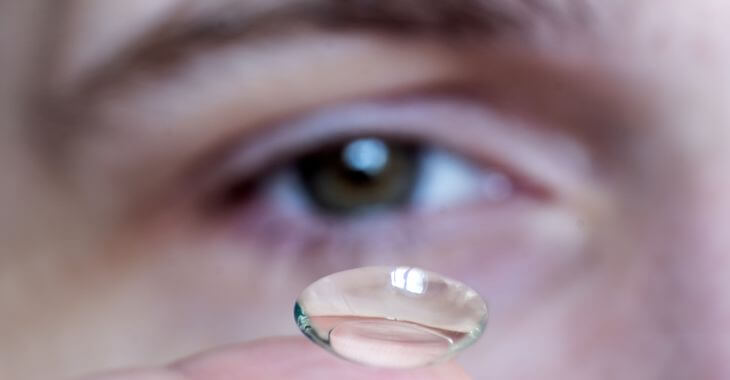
[59,35,632,155]
[54,4,632,169]
[199,96,593,203]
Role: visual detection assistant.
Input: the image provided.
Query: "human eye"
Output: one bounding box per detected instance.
[201,96,579,278]
[215,99,517,221]
[267,136,512,217]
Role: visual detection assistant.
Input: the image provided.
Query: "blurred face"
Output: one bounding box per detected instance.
[2,0,730,379]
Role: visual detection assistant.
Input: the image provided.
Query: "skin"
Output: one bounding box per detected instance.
[2,0,730,379]
[76,338,469,380]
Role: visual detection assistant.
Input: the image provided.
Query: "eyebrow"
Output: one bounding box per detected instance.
[71,0,596,97]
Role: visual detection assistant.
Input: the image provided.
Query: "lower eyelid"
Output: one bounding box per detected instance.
[220,192,585,319]
[224,188,554,270]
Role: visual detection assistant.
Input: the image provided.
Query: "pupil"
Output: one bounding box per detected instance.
[296,137,421,215]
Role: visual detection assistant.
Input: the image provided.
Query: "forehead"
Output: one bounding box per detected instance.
[54,0,730,147]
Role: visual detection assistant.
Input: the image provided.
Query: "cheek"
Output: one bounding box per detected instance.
[94,224,314,356]
[208,199,591,328]
[452,214,667,378]
[86,183,594,373]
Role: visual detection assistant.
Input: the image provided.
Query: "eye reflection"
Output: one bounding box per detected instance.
[342,138,390,176]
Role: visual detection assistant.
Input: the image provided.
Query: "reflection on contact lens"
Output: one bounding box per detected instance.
[294,266,488,368]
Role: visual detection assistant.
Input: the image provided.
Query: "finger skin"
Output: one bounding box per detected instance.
[76,368,184,380]
[79,337,471,380]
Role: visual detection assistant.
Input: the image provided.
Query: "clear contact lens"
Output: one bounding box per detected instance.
[294,266,488,368]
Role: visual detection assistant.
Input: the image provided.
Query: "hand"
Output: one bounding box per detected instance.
[78,337,470,380]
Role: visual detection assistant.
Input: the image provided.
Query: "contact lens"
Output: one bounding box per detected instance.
[294,266,488,368]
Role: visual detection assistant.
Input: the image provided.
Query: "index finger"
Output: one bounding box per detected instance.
[81,337,472,380]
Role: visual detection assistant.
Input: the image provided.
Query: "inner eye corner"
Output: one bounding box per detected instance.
[203,177,257,216]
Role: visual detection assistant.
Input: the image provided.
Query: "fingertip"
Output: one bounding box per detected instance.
[171,336,471,380]
[76,368,186,380]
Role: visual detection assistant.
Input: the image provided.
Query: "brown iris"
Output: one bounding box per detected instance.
[296,137,421,215]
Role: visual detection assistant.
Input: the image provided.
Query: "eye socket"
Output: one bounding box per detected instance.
[199,97,587,277]
[206,98,564,224]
